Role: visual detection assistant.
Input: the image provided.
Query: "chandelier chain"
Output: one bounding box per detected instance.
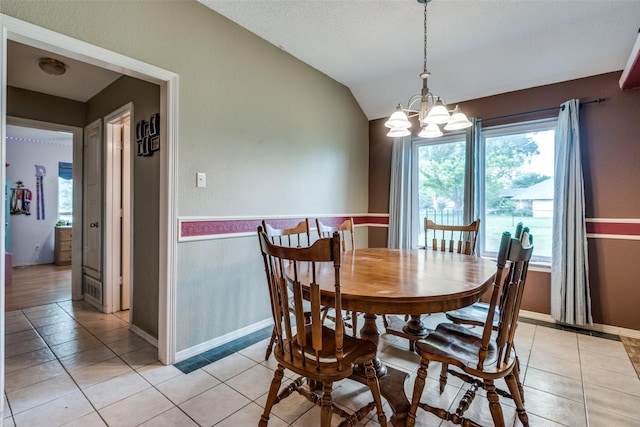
[423,1,428,74]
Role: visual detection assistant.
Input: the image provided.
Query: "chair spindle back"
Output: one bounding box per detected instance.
[477,230,533,370]
[316,218,355,251]
[262,219,311,247]
[424,219,480,255]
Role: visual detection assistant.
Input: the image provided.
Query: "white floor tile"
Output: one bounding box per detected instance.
[179,383,250,426]
[99,387,174,427]
[156,369,219,405]
[83,371,151,409]
[12,389,93,426]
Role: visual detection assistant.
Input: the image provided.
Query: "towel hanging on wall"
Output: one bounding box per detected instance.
[35,164,46,220]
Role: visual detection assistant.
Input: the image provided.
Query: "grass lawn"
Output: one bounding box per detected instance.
[484,215,551,258]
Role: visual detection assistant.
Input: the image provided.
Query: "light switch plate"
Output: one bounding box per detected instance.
[196,172,206,188]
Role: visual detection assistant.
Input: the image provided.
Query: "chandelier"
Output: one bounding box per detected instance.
[385,0,472,138]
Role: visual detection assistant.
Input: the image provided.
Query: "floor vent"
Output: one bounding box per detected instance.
[83,275,103,305]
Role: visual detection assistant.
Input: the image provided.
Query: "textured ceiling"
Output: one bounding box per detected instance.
[200,0,640,120]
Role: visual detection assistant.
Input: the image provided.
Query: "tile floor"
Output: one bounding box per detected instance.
[4,300,640,426]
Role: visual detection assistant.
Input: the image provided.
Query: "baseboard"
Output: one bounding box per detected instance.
[130,323,159,347]
[519,309,640,339]
[175,318,273,363]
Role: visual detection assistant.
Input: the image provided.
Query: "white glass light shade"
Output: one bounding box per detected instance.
[424,99,450,124]
[444,106,473,131]
[418,123,443,138]
[387,128,412,137]
[385,105,412,130]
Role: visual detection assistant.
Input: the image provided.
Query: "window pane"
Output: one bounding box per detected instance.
[416,139,466,246]
[482,124,555,262]
[58,161,73,224]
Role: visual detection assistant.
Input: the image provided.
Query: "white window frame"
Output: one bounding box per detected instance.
[479,118,557,264]
[409,118,557,264]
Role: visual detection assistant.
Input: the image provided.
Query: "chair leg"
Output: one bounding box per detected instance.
[505,371,529,427]
[364,360,387,427]
[260,364,285,427]
[485,380,505,427]
[407,358,429,427]
[513,356,525,403]
[264,327,277,360]
[320,382,333,427]
[439,362,448,393]
[351,311,358,337]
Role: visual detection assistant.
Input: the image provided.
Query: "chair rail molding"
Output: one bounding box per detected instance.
[178,214,389,242]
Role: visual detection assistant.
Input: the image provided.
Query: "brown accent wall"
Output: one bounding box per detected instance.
[369,71,640,330]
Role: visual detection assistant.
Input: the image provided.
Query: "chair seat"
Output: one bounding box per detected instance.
[445,302,499,328]
[274,325,378,383]
[415,323,516,376]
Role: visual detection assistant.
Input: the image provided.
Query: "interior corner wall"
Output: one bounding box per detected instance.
[369,71,640,331]
[6,86,86,127]
[1,1,370,354]
[86,76,161,339]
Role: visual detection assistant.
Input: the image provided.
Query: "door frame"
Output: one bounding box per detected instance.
[0,14,179,376]
[104,104,133,315]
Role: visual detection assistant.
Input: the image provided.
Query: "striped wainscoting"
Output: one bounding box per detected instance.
[177,215,639,242]
[586,218,640,240]
[178,214,389,242]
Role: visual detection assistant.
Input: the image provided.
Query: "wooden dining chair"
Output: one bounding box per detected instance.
[445,222,531,329]
[406,231,533,427]
[257,227,387,427]
[424,218,480,255]
[441,223,533,399]
[262,218,311,247]
[384,218,481,351]
[316,217,355,251]
[262,219,312,360]
[316,218,359,336]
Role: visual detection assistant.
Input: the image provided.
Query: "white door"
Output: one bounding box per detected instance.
[83,120,103,301]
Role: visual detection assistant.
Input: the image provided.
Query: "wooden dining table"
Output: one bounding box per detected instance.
[290,247,497,427]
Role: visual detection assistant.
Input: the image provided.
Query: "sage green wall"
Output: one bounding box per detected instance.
[86,76,161,338]
[1,1,369,353]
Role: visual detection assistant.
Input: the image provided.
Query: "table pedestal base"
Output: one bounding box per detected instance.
[350,365,410,427]
[384,314,430,351]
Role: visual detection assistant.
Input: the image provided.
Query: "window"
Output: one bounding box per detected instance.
[413,134,467,247]
[479,120,556,263]
[411,118,556,264]
[58,162,73,224]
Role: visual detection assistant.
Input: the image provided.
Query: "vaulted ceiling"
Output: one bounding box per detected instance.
[200,0,640,121]
[6,1,640,126]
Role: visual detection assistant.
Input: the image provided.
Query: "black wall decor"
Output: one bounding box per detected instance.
[136,113,160,156]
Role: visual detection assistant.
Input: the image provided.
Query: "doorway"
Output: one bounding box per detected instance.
[5,118,83,310]
[1,15,179,370]
[104,105,132,315]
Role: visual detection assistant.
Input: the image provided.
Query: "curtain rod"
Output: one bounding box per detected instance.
[480,97,607,123]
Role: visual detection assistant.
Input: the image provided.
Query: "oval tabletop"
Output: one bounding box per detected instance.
[292,248,497,315]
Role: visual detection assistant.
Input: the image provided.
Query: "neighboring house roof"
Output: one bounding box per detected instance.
[506,178,554,201]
